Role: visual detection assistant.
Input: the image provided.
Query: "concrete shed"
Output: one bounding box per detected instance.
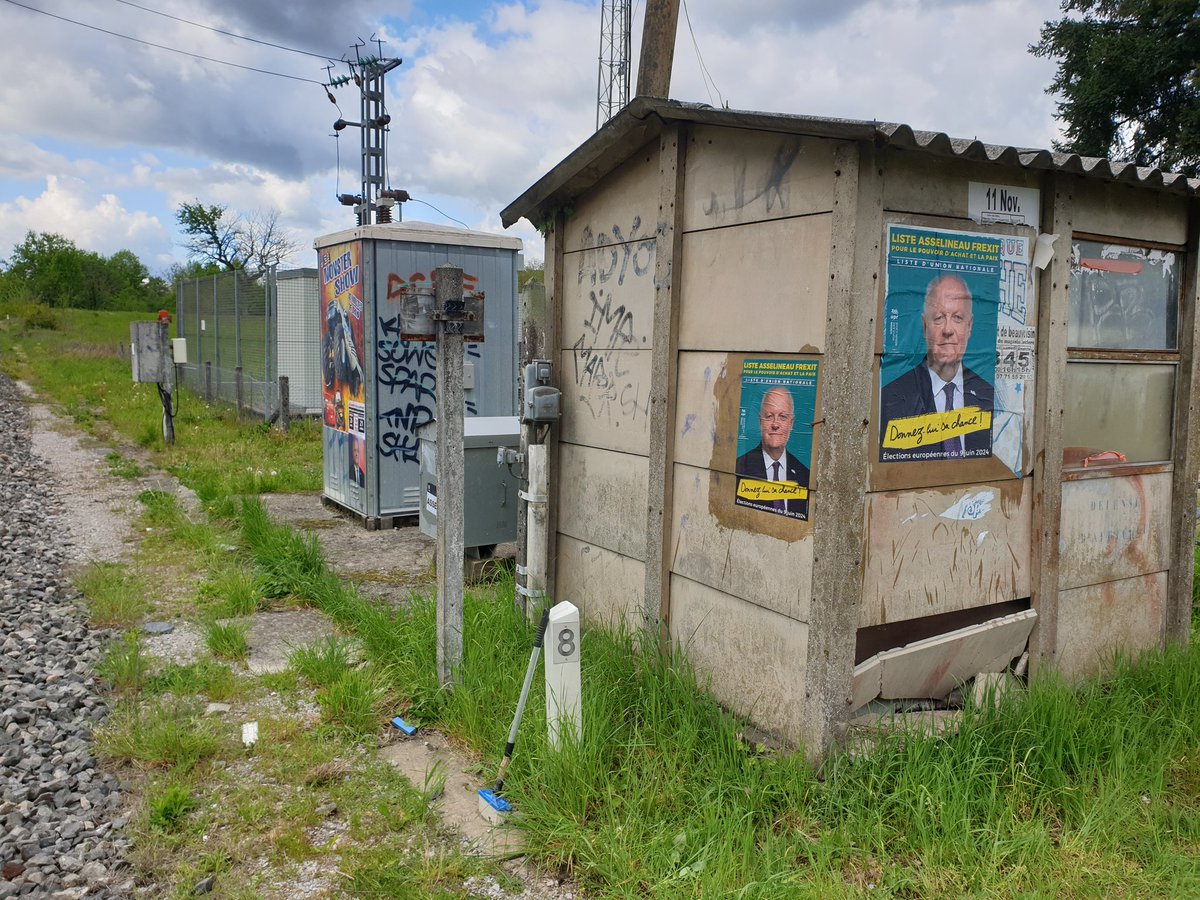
[501,98,1199,758]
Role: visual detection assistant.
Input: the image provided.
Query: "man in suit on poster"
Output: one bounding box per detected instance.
[736,386,810,519]
[880,273,994,462]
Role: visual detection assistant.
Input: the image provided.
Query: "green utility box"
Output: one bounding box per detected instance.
[418,417,520,554]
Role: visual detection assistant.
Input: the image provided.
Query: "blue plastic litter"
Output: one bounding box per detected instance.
[478,789,512,813]
[391,716,417,735]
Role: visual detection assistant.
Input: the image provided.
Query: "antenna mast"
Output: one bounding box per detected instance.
[596,0,632,129]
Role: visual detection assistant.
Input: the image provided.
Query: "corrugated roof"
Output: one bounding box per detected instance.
[500,97,1200,229]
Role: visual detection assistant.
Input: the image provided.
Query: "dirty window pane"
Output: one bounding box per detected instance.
[1062,363,1174,465]
[1068,240,1179,350]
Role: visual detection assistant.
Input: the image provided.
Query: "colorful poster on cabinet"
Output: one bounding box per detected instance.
[320,241,366,457]
[878,224,1031,472]
[734,359,818,520]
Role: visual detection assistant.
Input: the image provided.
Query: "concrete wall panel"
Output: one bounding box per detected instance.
[683,127,836,230]
[558,347,651,455]
[1058,472,1171,590]
[881,151,1042,220]
[861,479,1032,627]
[563,144,660,254]
[678,214,832,352]
[1070,179,1188,245]
[556,443,648,560]
[673,350,729,469]
[562,245,656,352]
[1055,572,1165,681]
[670,463,814,622]
[556,533,644,632]
[669,573,809,745]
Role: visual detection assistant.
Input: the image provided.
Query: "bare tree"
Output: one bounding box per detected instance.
[241,209,298,276]
[176,201,298,276]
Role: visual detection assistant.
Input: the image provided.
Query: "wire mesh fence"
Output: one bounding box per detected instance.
[174,268,321,420]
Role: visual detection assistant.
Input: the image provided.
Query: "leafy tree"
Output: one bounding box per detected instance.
[4,231,85,307]
[519,258,544,289]
[175,200,298,275]
[1032,1,1200,174]
[176,201,243,270]
[165,260,223,283]
[1,231,165,311]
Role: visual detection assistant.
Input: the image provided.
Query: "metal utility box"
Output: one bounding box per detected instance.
[275,268,322,416]
[131,321,171,384]
[417,417,521,551]
[502,97,1200,759]
[313,222,523,525]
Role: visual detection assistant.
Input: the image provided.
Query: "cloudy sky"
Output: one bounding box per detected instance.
[0,0,1068,274]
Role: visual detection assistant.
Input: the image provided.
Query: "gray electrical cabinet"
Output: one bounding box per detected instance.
[313,222,523,525]
[417,417,521,551]
[130,321,172,384]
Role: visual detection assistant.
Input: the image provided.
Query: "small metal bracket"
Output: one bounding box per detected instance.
[519,489,548,504]
[515,582,545,600]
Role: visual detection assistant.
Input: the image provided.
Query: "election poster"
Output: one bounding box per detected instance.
[734,359,818,520]
[879,224,1031,472]
[319,241,367,488]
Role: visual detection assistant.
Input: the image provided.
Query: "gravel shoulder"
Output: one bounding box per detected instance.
[6,375,574,899]
[1,377,133,898]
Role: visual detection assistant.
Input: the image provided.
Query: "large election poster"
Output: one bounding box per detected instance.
[734,359,818,520]
[319,241,367,488]
[879,225,1030,472]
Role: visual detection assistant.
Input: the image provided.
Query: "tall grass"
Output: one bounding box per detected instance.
[96,700,225,773]
[75,561,151,628]
[233,493,1200,897]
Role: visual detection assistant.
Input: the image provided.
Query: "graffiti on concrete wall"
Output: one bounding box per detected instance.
[571,218,655,430]
[576,217,656,289]
[701,141,801,219]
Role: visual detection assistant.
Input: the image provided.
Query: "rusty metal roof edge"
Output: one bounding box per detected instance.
[501,99,1200,229]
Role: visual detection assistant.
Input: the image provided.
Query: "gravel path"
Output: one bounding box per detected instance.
[0,373,575,899]
[0,374,132,898]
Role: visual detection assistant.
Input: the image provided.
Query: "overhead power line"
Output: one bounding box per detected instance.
[1,0,328,86]
[681,0,724,109]
[109,0,341,62]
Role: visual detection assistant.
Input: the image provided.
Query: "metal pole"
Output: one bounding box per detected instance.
[435,264,466,688]
[279,375,290,433]
[234,269,242,370]
[264,269,272,420]
[526,443,549,618]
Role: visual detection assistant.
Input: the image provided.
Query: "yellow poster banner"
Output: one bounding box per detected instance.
[735,479,808,503]
[883,406,992,450]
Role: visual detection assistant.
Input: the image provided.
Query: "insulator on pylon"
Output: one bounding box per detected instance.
[376,205,392,224]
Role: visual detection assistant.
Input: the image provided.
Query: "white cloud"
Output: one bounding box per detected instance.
[0,0,1068,275]
[0,175,172,268]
